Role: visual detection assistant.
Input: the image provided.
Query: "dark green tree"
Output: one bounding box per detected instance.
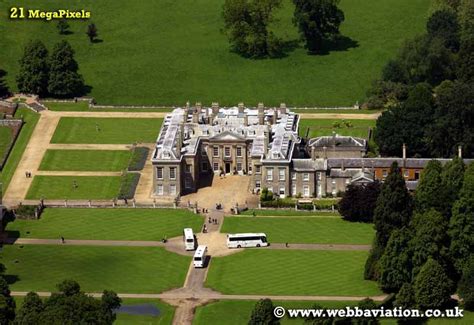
[394,283,416,309]
[57,279,81,296]
[414,258,453,310]
[249,298,280,325]
[0,276,16,324]
[16,40,49,96]
[441,156,465,209]
[409,210,449,277]
[222,0,283,58]
[414,160,448,215]
[448,164,474,273]
[87,23,98,43]
[354,298,379,325]
[364,242,384,280]
[57,19,70,35]
[365,80,409,109]
[426,9,460,50]
[457,36,474,82]
[373,162,413,247]
[338,181,381,223]
[292,0,345,54]
[48,40,84,98]
[101,290,122,324]
[15,292,44,325]
[0,69,9,98]
[458,0,474,42]
[458,257,474,311]
[379,228,413,292]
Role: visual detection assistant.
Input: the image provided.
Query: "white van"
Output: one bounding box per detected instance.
[193,245,208,268]
[183,228,195,251]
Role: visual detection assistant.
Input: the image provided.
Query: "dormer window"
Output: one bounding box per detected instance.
[163,152,170,158]
[272,152,279,159]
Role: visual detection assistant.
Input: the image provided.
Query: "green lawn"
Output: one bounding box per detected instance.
[194,300,361,325]
[1,245,190,293]
[116,299,175,325]
[241,209,339,217]
[293,109,383,114]
[7,208,203,241]
[206,250,381,296]
[0,0,429,106]
[43,101,173,112]
[39,149,132,171]
[0,108,39,191]
[26,176,122,200]
[299,119,376,138]
[0,126,13,161]
[222,216,373,244]
[50,117,163,144]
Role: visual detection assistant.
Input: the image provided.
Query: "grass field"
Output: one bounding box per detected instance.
[0,126,13,160]
[0,0,429,106]
[222,216,373,244]
[39,149,131,171]
[43,101,173,112]
[7,208,203,240]
[194,300,361,325]
[25,176,122,200]
[293,109,382,114]
[0,108,39,191]
[115,299,175,325]
[206,250,380,296]
[299,119,376,138]
[1,245,190,293]
[241,209,339,217]
[50,117,163,144]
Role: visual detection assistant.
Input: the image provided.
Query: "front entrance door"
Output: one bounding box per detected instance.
[225,163,231,174]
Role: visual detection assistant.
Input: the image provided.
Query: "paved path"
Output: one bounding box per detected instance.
[133,144,156,202]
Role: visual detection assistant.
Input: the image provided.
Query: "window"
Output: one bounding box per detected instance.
[415,170,420,180]
[249,165,252,172]
[292,184,296,196]
[267,168,273,181]
[236,147,242,157]
[157,167,163,180]
[185,178,192,189]
[303,185,310,197]
[157,185,163,195]
[213,146,219,157]
[255,180,261,189]
[303,173,309,181]
[291,172,296,180]
[279,186,285,195]
[404,170,409,178]
[237,162,242,171]
[317,172,322,181]
[225,147,231,157]
[201,146,207,156]
[213,162,219,171]
[382,170,388,178]
[202,162,208,171]
[279,168,285,181]
[170,184,176,195]
[345,179,350,184]
[169,167,176,180]
[185,164,191,173]
[255,165,261,174]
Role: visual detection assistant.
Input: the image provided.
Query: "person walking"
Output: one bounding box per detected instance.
[60,236,65,244]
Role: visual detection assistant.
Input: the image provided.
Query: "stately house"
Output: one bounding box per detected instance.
[151,104,472,198]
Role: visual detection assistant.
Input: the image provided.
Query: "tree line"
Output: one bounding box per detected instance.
[368,0,473,158]
[222,0,345,58]
[358,160,474,318]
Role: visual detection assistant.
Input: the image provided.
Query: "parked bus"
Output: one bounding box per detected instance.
[193,245,208,268]
[183,228,196,251]
[226,233,268,248]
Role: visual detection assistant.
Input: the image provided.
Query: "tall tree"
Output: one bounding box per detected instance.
[409,210,449,277]
[0,276,16,324]
[87,23,98,43]
[458,257,474,311]
[15,292,44,324]
[249,298,280,325]
[48,41,84,98]
[441,156,465,209]
[292,0,345,54]
[222,0,283,58]
[338,181,381,223]
[0,69,9,98]
[426,9,460,50]
[379,228,413,292]
[414,258,453,310]
[414,160,448,215]
[16,40,49,96]
[373,162,413,247]
[448,163,474,273]
[458,0,474,42]
[457,37,474,82]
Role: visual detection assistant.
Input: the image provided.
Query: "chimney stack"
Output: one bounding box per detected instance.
[280,103,287,115]
[402,143,407,160]
[271,110,277,125]
[458,145,462,158]
[323,146,327,159]
[244,114,248,126]
[238,102,244,114]
[258,103,265,125]
[192,109,199,123]
[311,146,315,160]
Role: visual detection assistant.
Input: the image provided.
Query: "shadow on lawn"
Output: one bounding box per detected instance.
[4,274,19,285]
[314,35,359,56]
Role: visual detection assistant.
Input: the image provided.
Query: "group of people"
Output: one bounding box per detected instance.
[208,216,218,225]
[24,171,32,178]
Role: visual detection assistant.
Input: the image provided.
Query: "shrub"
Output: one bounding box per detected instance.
[118,172,140,199]
[128,146,149,171]
[14,205,43,219]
